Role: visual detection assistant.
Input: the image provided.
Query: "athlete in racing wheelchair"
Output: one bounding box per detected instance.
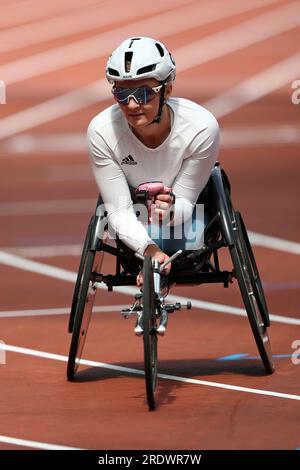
[67,37,274,410]
[67,164,274,410]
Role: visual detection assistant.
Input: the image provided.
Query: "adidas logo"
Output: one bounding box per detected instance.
[121,154,137,165]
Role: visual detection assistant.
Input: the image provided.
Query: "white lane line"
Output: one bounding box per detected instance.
[0,250,76,283]
[1,303,299,326]
[0,198,96,216]
[220,125,300,148]
[0,0,188,54]
[0,434,83,450]
[1,244,83,258]
[0,0,287,87]
[0,250,299,326]
[164,293,300,326]
[0,2,299,141]
[2,233,300,259]
[249,231,300,256]
[0,80,110,140]
[2,124,300,157]
[175,0,300,73]
[0,0,99,30]
[1,205,300,257]
[0,305,128,318]
[2,133,88,155]
[1,343,300,402]
[1,196,300,263]
[205,51,300,119]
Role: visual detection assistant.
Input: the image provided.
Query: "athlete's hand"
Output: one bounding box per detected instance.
[136,245,171,288]
[153,193,175,222]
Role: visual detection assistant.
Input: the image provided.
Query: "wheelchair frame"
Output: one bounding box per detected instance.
[67,163,275,410]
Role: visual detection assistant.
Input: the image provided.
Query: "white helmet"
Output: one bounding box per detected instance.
[106,36,176,83]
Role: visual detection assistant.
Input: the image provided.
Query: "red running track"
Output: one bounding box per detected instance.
[0,0,300,450]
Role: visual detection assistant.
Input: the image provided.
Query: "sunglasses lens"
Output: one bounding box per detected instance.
[142,87,156,103]
[112,87,133,103]
[113,86,157,104]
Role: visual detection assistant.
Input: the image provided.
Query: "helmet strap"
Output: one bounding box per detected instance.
[151,82,165,124]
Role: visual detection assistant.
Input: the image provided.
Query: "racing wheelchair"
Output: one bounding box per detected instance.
[67,162,274,411]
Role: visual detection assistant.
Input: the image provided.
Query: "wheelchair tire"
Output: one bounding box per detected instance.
[68,217,93,333]
[238,213,270,327]
[142,256,158,411]
[230,212,275,374]
[67,248,103,381]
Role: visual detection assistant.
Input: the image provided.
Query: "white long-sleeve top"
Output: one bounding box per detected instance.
[87,97,219,255]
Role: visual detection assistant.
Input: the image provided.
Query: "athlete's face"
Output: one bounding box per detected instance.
[113,78,172,128]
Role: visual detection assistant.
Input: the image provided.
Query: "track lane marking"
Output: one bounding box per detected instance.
[0,0,283,87]
[0,250,76,283]
[206,51,300,119]
[0,434,83,450]
[0,0,100,30]
[1,6,300,141]
[0,198,96,216]
[2,124,300,157]
[248,231,300,256]
[1,223,300,256]
[0,80,110,140]
[1,231,299,254]
[1,343,300,402]
[0,0,192,54]
[175,0,300,72]
[217,353,294,361]
[0,304,299,326]
[1,244,85,258]
[0,305,129,318]
[0,199,300,256]
[0,250,299,325]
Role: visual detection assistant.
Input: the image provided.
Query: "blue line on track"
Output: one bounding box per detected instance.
[217,353,294,361]
[217,353,249,361]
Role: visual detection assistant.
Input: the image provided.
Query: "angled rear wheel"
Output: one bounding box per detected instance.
[68,217,93,333]
[142,256,158,410]
[230,212,274,374]
[238,213,270,326]
[67,248,104,380]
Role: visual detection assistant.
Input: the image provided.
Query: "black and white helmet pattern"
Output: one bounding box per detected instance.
[106,36,176,83]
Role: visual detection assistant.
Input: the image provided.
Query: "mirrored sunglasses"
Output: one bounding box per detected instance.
[112,85,163,105]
